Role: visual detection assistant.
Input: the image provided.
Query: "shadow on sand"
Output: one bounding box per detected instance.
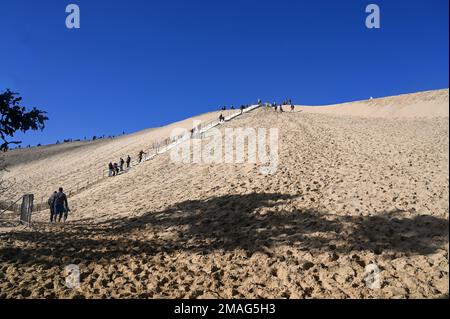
[0,193,448,267]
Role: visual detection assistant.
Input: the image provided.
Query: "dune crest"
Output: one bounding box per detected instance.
[296,89,449,118]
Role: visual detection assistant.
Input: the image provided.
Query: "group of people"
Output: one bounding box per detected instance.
[47,187,70,223]
[269,100,295,113]
[107,151,148,177]
[220,104,251,112]
[108,155,132,177]
[282,98,293,105]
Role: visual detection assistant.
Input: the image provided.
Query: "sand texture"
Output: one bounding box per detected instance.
[0,89,448,299]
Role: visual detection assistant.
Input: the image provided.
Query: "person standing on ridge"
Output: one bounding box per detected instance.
[126,155,131,168]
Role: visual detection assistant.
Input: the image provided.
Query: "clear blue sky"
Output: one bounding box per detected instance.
[1,0,448,146]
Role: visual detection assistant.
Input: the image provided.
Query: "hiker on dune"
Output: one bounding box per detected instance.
[48,191,57,222]
[54,187,70,223]
[119,157,125,171]
[138,150,145,163]
[108,162,114,177]
[126,155,131,168]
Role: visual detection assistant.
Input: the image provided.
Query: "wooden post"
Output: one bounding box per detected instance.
[20,194,34,226]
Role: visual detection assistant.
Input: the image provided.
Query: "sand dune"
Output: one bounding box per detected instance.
[295,89,449,118]
[0,89,448,299]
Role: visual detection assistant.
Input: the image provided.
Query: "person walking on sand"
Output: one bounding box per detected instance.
[108,162,114,177]
[114,163,120,175]
[119,157,125,171]
[138,150,145,163]
[54,187,70,223]
[126,155,131,168]
[47,191,57,222]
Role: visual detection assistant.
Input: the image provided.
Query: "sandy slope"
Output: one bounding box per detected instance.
[295,89,449,118]
[0,109,234,201]
[0,89,448,299]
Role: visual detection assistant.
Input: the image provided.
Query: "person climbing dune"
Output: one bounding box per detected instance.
[108,162,114,177]
[138,150,145,163]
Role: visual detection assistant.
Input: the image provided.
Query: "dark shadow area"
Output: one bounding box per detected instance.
[0,193,448,268]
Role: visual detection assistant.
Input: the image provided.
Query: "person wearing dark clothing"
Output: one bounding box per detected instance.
[138,150,145,163]
[291,104,295,112]
[108,162,114,177]
[113,163,119,175]
[126,155,131,168]
[48,191,57,222]
[54,188,70,223]
[119,158,125,171]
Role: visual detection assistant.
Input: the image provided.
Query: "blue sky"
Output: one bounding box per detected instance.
[1,0,448,146]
